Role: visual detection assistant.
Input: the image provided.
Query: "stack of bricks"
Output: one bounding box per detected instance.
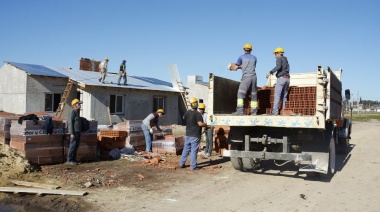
[0,112,19,144]
[97,129,127,160]
[64,120,99,162]
[152,135,184,155]
[79,57,101,72]
[9,118,66,165]
[258,86,317,116]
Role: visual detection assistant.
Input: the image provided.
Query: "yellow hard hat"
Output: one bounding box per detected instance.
[157,109,165,115]
[71,98,82,106]
[198,103,206,109]
[273,47,285,54]
[243,43,252,50]
[105,58,109,61]
[189,97,198,108]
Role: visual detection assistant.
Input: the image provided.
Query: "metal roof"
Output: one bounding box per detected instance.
[6,61,68,78]
[5,62,177,93]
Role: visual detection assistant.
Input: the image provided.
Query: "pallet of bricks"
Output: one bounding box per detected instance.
[113,120,145,151]
[9,114,66,165]
[97,129,127,160]
[0,112,19,145]
[258,86,317,116]
[64,120,99,162]
[152,134,184,155]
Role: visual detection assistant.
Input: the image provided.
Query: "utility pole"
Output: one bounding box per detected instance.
[357,91,360,114]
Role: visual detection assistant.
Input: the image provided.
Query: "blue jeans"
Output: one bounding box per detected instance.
[273,78,290,114]
[179,136,200,169]
[67,131,81,162]
[141,124,153,152]
[204,128,213,155]
[118,72,127,85]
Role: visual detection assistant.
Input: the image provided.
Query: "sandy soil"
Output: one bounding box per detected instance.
[0,121,379,212]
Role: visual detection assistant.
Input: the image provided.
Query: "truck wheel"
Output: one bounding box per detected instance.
[242,158,260,171]
[323,137,336,177]
[231,157,243,170]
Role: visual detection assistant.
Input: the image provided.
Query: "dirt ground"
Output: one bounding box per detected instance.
[1,121,380,212]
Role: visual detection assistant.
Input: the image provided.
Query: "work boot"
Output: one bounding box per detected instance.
[66,161,78,165]
[251,109,257,115]
[271,110,279,115]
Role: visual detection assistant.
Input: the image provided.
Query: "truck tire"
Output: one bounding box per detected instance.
[322,137,336,177]
[231,157,243,170]
[242,158,260,171]
[230,143,243,170]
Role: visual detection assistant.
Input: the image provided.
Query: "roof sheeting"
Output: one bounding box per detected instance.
[5,62,177,92]
[6,61,68,78]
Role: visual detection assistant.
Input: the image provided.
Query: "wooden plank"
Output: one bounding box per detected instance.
[10,180,60,190]
[0,187,87,196]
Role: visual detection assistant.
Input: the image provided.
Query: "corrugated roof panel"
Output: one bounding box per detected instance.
[7,62,68,78]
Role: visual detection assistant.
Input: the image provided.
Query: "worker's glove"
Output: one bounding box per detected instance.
[161,131,165,136]
[149,128,153,134]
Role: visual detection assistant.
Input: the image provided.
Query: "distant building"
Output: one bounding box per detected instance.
[0,61,180,125]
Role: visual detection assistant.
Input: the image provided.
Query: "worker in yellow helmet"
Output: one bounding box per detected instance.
[67,98,83,165]
[198,103,213,157]
[141,109,165,152]
[98,57,109,83]
[179,97,207,170]
[266,47,290,115]
[231,43,258,115]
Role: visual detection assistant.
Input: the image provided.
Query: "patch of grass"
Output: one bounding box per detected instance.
[344,112,380,122]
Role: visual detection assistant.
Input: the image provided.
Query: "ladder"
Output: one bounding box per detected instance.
[55,80,75,118]
[177,80,191,110]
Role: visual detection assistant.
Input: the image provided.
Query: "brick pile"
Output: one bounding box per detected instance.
[97,129,127,160]
[152,135,184,155]
[257,86,317,115]
[0,112,19,144]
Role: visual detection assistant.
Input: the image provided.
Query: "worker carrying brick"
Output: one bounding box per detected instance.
[266,47,290,115]
[67,98,82,165]
[98,57,109,83]
[118,60,127,86]
[198,103,213,157]
[141,109,165,152]
[179,97,207,170]
[230,43,258,115]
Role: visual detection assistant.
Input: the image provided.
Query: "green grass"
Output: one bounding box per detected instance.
[344,112,380,122]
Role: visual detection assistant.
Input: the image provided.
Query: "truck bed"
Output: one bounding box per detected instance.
[207,66,343,129]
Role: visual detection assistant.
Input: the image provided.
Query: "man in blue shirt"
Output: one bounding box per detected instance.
[231,43,258,115]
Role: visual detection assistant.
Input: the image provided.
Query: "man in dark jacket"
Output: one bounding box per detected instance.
[118,60,127,86]
[67,98,82,165]
[266,47,290,115]
[179,97,207,170]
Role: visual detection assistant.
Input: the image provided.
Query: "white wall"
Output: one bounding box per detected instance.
[186,75,209,106]
[0,64,27,113]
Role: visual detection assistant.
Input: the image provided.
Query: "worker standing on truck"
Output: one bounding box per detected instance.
[118,60,127,86]
[179,98,207,170]
[198,103,213,157]
[231,43,258,115]
[98,58,109,83]
[67,99,82,165]
[266,47,290,115]
[141,109,165,152]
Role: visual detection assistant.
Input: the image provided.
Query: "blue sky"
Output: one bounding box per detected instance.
[1,0,379,101]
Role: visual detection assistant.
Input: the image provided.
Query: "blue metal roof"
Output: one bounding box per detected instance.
[6,61,68,78]
[6,62,177,93]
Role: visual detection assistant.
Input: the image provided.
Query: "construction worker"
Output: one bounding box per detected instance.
[198,103,213,157]
[67,98,82,165]
[98,58,109,83]
[231,43,258,115]
[179,97,207,170]
[266,47,290,115]
[141,109,165,152]
[118,60,127,86]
